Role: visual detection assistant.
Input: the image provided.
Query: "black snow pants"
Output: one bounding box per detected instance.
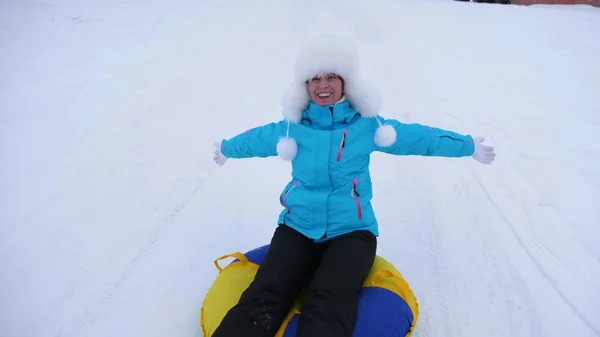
[211,224,377,337]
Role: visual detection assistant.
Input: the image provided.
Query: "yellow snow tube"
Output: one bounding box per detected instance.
[200,245,419,337]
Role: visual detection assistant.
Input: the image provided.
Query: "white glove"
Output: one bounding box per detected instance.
[213,141,228,166]
[472,137,495,164]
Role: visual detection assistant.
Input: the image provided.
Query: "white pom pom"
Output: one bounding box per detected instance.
[276,137,298,161]
[374,124,397,147]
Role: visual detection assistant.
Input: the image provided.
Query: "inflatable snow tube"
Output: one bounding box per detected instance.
[200,245,419,337]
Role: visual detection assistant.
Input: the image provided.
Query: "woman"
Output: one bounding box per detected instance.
[211,35,495,337]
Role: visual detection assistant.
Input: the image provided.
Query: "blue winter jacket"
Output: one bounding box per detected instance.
[220,100,475,242]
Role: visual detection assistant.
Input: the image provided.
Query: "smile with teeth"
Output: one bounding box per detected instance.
[317,92,333,98]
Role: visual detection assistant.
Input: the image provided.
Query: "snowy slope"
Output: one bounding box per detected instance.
[1,0,599,337]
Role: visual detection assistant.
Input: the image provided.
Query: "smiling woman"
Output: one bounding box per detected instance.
[306,73,345,106]
[209,34,491,337]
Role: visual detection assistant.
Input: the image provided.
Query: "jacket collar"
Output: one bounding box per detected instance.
[300,98,360,129]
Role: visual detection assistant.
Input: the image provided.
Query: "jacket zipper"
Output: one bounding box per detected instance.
[351,178,362,219]
[282,181,299,213]
[337,130,347,161]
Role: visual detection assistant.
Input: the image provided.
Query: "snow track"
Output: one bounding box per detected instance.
[375,159,537,337]
[1,0,599,337]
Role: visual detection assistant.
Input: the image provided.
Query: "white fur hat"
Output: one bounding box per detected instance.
[277,35,397,161]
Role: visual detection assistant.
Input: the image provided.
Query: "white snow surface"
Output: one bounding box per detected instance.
[1,0,599,336]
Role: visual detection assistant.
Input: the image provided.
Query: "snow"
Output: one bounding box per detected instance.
[1,0,599,336]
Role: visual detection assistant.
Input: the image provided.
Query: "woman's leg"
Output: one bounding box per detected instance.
[212,224,322,337]
[296,230,377,337]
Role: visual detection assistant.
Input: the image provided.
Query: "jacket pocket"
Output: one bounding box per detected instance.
[281,181,299,213]
[337,130,347,161]
[350,177,362,220]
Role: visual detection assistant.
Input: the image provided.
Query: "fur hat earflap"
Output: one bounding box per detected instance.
[281,80,309,124]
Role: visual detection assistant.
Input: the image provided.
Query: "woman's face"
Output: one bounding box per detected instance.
[307,73,344,106]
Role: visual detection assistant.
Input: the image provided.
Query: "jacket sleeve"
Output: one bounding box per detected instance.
[220,120,287,159]
[374,117,475,157]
